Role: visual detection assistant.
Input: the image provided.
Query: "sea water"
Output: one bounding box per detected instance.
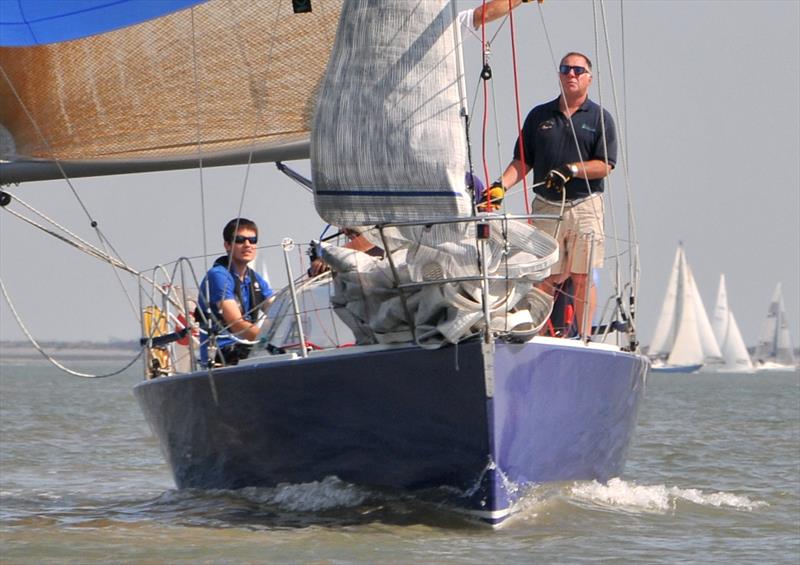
[1,357,798,563]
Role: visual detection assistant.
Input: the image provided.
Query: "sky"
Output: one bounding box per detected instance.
[1,0,798,351]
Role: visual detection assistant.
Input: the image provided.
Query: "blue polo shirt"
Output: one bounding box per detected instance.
[513,97,617,201]
[197,262,273,363]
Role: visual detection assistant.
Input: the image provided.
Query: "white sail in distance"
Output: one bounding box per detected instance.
[711,274,753,372]
[649,245,705,367]
[754,283,797,368]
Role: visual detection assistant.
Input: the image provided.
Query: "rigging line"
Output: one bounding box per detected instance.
[189,7,212,313]
[481,1,491,190]
[3,194,139,275]
[3,209,134,277]
[0,65,94,225]
[0,65,137,316]
[223,0,281,223]
[537,9,595,203]
[5,193,191,319]
[591,0,623,304]
[488,64,504,186]
[599,0,640,305]
[3,204,184,318]
[618,0,638,299]
[0,276,144,379]
[508,2,530,215]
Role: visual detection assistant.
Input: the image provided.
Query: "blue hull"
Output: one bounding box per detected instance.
[134,339,648,525]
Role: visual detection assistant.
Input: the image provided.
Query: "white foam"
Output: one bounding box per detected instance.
[569,478,766,513]
[242,476,369,512]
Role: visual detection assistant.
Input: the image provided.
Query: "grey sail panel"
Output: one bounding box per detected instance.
[311,0,471,226]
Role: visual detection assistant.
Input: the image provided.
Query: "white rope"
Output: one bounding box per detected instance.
[1,276,143,378]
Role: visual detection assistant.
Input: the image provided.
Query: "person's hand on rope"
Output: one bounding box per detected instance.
[308,257,329,277]
[544,164,578,192]
[477,181,505,211]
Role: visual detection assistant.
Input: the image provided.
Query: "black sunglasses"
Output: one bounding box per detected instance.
[233,235,258,245]
[559,64,590,76]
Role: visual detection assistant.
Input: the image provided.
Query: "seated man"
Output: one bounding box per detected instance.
[197,218,274,367]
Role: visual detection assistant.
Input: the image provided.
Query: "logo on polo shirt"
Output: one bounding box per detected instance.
[580,123,597,133]
[538,119,555,131]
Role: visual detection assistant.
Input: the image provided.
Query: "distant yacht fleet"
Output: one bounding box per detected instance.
[648,244,797,373]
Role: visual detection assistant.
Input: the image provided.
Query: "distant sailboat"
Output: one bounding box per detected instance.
[710,274,753,372]
[649,244,722,373]
[754,283,797,371]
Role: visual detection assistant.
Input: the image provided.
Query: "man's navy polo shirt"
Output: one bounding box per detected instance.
[512,97,617,201]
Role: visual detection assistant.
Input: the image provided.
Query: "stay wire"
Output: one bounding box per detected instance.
[0,65,139,321]
[598,0,640,330]
[507,1,531,215]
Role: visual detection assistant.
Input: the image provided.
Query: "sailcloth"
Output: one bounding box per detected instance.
[711,274,753,371]
[0,0,344,181]
[308,0,558,346]
[754,283,797,367]
[649,245,720,367]
[311,0,472,226]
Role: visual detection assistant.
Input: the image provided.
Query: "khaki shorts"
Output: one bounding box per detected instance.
[532,194,604,275]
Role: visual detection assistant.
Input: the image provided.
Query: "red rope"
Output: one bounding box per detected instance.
[507,0,531,214]
[480,1,490,191]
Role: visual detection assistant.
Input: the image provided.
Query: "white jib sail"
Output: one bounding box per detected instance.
[755,283,797,366]
[687,263,723,361]
[666,246,705,367]
[712,274,753,371]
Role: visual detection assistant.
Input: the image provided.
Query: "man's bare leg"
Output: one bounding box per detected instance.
[571,272,596,338]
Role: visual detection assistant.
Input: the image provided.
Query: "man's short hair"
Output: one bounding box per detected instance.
[223,218,258,243]
[560,51,592,71]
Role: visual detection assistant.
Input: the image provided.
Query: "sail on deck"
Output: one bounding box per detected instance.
[307,0,557,345]
[0,0,343,182]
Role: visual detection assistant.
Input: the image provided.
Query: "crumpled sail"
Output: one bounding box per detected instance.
[320,223,558,346]
[0,0,343,182]
[711,274,753,371]
[754,283,797,368]
[311,0,471,225]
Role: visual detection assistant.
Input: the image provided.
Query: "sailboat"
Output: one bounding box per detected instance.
[0,0,648,525]
[648,244,722,373]
[710,274,753,372]
[753,283,797,371]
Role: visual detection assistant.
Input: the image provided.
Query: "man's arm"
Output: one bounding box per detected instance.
[499,158,530,188]
[219,299,261,341]
[472,0,526,28]
[570,159,613,180]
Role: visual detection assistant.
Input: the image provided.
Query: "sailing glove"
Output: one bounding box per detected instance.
[544,164,577,192]
[478,181,505,211]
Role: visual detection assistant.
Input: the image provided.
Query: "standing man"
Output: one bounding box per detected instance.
[494,52,617,337]
[197,218,275,366]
